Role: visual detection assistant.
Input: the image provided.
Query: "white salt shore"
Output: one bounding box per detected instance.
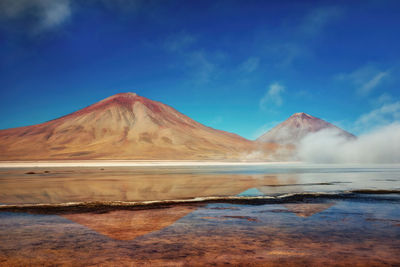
[0,160,300,168]
[0,160,398,169]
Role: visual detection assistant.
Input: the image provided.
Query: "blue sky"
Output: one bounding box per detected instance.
[0,0,399,139]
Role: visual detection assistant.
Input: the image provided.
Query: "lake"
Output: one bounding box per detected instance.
[0,163,399,266]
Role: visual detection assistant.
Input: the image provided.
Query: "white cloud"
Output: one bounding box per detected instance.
[0,0,72,32]
[297,97,400,163]
[297,122,400,163]
[260,82,285,109]
[337,65,390,96]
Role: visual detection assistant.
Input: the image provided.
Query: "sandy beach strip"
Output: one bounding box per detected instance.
[0,160,302,168]
[0,161,398,169]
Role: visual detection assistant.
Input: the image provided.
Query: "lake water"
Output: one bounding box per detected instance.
[0,163,399,266]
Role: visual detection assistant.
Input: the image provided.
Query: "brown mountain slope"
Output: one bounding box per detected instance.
[257,112,355,145]
[0,93,257,160]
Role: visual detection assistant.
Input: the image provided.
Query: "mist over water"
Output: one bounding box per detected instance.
[297,122,400,163]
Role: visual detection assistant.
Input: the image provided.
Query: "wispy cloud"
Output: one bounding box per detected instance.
[98,0,146,12]
[164,32,197,52]
[375,93,393,105]
[262,42,305,69]
[239,57,260,73]
[260,82,285,110]
[261,5,344,69]
[164,32,225,86]
[355,100,400,132]
[0,0,72,32]
[337,65,390,96]
[186,50,220,85]
[0,0,153,33]
[209,115,223,126]
[299,6,344,37]
[359,72,389,95]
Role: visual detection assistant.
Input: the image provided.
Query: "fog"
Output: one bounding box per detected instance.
[297,123,400,163]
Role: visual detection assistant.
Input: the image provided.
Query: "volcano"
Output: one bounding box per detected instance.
[0,93,255,160]
[257,112,355,145]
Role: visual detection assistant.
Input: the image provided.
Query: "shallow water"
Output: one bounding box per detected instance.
[0,164,399,266]
[0,199,399,266]
[0,164,399,205]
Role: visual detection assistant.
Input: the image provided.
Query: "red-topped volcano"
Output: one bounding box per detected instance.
[0,93,255,160]
[256,112,355,145]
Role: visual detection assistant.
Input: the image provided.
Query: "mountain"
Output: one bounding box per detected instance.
[257,112,355,145]
[0,93,255,160]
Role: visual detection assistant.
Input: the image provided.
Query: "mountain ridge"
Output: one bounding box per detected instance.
[0,94,353,160]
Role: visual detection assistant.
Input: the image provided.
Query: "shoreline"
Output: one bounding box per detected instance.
[0,160,300,168]
[1,190,399,214]
[0,160,399,168]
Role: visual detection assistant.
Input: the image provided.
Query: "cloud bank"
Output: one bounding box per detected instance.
[297,122,400,163]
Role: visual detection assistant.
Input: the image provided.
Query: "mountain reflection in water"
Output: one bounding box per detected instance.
[0,167,299,204]
[62,206,196,241]
[0,165,399,265]
[0,198,399,266]
[2,165,399,205]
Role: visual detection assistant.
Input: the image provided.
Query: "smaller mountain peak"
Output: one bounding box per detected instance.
[99,92,139,103]
[290,112,313,119]
[292,112,307,116]
[109,92,138,98]
[91,92,141,110]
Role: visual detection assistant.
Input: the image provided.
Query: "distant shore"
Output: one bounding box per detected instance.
[0,160,300,168]
[0,160,399,168]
